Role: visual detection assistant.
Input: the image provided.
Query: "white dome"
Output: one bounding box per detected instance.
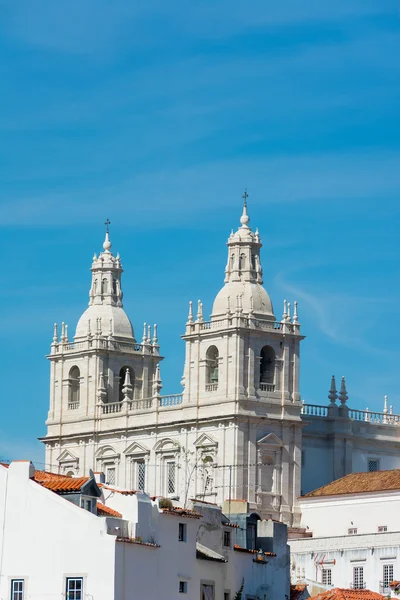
[211,282,275,321]
[75,305,134,340]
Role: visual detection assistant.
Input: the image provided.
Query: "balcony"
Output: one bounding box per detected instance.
[350,583,366,590]
[260,383,275,392]
[206,384,218,392]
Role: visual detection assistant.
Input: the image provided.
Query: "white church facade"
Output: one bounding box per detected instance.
[41,200,400,527]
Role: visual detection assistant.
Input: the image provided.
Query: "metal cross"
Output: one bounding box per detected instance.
[242,189,248,206]
[104,218,111,233]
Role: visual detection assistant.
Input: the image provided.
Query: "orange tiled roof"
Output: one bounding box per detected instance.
[309,588,384,600]
[97,503,122,518]
[291,584,308,600]
[303,469,400,498]
[99,484,137,496]
[34,470,89,492]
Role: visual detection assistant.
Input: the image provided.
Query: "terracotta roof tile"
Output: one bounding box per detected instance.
[34,471,89,492]
[303,469,400,498]
[97,503,122,518]
[291,584,308,600]
[117,537,160,548]
[222,521,240,529]
[309,588,384,600]
[99,484,137,496]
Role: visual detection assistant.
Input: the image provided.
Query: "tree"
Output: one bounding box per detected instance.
[234,579,244,600]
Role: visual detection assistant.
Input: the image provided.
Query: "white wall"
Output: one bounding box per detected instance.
[299,491,400,538]
[0,462,116,600]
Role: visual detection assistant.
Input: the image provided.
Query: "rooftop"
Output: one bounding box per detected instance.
[309,588,384,600]
[303,469,400,498]
[34,470,90,492]
[97,503,122,518]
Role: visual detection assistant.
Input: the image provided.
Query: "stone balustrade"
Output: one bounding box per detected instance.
[186,316,294,335]
[260,383,275,392]
[301,403,400,424]
[97,393,183,415]
[51,338,156,355]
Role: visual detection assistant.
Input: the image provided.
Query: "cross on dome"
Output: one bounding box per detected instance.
[240,189,250,227]
[103,218,112,252]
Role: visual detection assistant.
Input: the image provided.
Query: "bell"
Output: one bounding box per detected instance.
[211,367,219,383]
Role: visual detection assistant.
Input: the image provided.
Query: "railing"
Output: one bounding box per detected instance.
[190,317,289,333]
[260,383,275,392]
[349,408,400,425]
[128,399,153,410]
[101,402,123,414]
[379,583,391,594]
[68,402,80,410]
[301,404,328,417]
[350,583,366,590]
[52,339,155,355]
[159,394,183,407]
[206,384,218,392]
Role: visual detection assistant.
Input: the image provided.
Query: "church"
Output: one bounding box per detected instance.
[41,200,400,527]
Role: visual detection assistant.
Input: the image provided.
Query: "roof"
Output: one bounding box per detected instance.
[161,507,202,519]
[303,469,400,498]
[233,545,276,557]
[309,588,384,600]
[100,484,137,496]
[34,471,90,492]
[117,537,160,548]
[222,521,240,529]
[97,503,122,518]
[291,584,308,600]
[196,542,227,563]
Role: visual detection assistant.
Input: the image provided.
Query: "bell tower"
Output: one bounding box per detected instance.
[43,224,162,482]
[181,196,305,524]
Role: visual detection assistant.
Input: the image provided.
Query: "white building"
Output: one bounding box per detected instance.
[42,203,304,526]
[0,460,289,600]
[289,469,400,596]
[40,200,400,528]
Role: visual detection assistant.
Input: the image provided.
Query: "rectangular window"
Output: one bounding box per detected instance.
[224,593,230,600]
[368,459,380,472]
[137,461,146,491]
[201,584,215,600]
[106,466,116,485]
[179,581,188,594]
[348,528,358,535]
[322,569,332,585]
[167,461,176,495]
[66,577,83,600]
[378,525,388,533]
[223,530,231,547]
[383,564,394,588]
[246,523,257,550]
[353,567,364,589]
[178,523,187,542]
[11,580,24,600]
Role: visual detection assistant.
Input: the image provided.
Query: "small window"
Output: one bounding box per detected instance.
[179,523,187,542]
[353,566,364,589]
[348,527,358,535]
[11,580,24,600]
[179,581,188,594]
[378,525,388,533]
[106,466,116,485]
[201,584,215,600]
[383,564,394,589]
[224,593,230,600]
[167,461,176,495]
[368,459,380,472]
[137,461,146,491]
[81,497,94,513]
[223,530,231,547]
[66,577,83,600]
[322,569,332,585]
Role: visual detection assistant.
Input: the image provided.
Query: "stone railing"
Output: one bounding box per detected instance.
[51,338,156,355]
[301,403,400,425]
[68,401,80,410]
[187,317,293,334]
[205,384,218,392]
[159,394,183,407]
[260,383,275,392]
[301,404,328,417]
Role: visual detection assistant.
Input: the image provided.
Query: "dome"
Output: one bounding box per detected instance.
[211,282,275,321]
[75,304,134,340]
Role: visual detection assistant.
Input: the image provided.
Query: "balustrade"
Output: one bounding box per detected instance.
[68,402,80,410]
[301,404,328,417]
[260,383,275,392]
[159,394,183,407]
[205,384,218,392]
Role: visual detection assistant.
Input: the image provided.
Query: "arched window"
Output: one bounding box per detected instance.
[231,253,235,269]
[239,253,246,270]
[93,279,98,294]
[68,366,80,408]
[260,346,275,385]
[112,279,117,295]
[102,278,108,294]
[119,366,135,401]
[206,346,219,386]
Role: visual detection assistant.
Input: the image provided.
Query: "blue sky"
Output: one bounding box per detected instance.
[1,1,400,463]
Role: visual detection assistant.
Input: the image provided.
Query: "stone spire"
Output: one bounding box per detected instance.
[122,368,133,401]
[338,376,349,417]
[89,221,123,308]
[328,375,338,416]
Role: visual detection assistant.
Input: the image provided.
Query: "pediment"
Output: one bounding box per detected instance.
[57,449,79,464]
[94,445,120,460]
[124,441,150,456]
[194,433,218,448]
[154,438,178,453]
[257,433,283,447]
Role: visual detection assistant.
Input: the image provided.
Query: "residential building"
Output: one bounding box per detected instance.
[0,460,289,600]
[289,470,400,596]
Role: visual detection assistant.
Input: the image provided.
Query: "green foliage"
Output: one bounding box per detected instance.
[159,497,173,509]
[234,578,244,600]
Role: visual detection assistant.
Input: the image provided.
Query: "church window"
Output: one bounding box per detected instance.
[106,466,116,485]
[119,366,135,402]
[112,279,117,295]
[68,366,80,409]
[239,253,246,270]
[260,346,275,388]
[136,461,146,491]
[167,461,176,495]
[206,346,219,389]
[102,278,108,294]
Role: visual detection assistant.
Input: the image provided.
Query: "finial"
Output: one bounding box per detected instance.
[328,375,338,404]
[142,322,147,344]
[339,376,348,405]
[197,299,204,322]
[97,372,107,402]
[53,323,58,343]
[240,189,250,227]
[147,324,152,343]
[153,364,163,396]
[153,324,158,345]
[187,301,193,323]
[282,299,287,321]
[293,301,299,323]
[61,322,65,342]
[122,368,133,401]
[383,395,388,414]
[287,302,291,321]
[109,318,113,337]
[103,218,112,252]
[65,324,69,342]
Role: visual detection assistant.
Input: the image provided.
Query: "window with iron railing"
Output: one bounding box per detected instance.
[352,567,365,589]
[322,569,332,585]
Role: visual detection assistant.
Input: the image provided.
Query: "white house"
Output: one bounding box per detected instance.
[289,469,400,596]
[0,460,290,600]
